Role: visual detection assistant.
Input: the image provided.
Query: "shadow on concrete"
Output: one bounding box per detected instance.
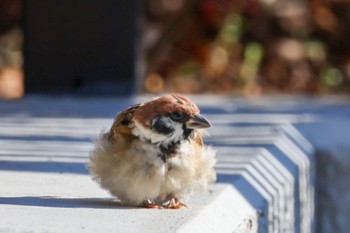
[0,161,88,174]
[0,135,92,142]
[0,196,137,209]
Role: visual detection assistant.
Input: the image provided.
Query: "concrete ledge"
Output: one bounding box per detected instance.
[0,116,258,233]
[3,95,341,233]
[207,122,315,233]
[178,184,258,233]
[295,118,350,233]
[0,170,256,233]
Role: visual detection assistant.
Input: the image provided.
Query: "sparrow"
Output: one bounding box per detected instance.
[88,94,216,209]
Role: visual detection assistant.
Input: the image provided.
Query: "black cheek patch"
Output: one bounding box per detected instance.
[152,117,175,135]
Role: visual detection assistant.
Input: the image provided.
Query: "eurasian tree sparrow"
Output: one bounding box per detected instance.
[88,94,216,208]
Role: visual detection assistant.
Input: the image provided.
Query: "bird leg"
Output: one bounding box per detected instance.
[141,199,161,209]
[161,197,187,209]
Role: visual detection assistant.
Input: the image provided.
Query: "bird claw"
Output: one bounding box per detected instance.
[161,198,187,209]
[141,198,187,209]
[141,200,161,209]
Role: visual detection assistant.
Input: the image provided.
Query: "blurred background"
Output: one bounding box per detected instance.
[1,0,350,99]
[0,0,23,99]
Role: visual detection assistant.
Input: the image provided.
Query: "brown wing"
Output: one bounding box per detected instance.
[108,103,142,143]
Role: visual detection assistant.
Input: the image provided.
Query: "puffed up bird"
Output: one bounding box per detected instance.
[88,94,216,209]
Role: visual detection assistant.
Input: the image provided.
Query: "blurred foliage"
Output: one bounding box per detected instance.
[143,0,350,95]
[0,0,23,99]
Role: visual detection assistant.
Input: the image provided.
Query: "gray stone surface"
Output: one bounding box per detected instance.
[2,95,348,233]
[0,171,255,233]
[0,96,259,233]
[296,120,350,233]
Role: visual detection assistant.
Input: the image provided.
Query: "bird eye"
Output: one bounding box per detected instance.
[170,111,183,121]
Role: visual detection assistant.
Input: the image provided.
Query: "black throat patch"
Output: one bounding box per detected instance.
[158,141,180,163]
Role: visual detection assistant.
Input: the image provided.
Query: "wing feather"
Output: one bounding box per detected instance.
[108,104,142,143]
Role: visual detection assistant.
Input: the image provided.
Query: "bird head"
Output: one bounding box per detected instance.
[131,94,211,145]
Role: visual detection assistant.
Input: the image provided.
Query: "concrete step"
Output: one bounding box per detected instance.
[2,95,348,233]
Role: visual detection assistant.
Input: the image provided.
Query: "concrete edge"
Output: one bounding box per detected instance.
[179,184,258,233]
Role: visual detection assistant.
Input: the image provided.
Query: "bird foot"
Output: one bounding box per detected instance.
[141,200,161,209]
[141,198,187,209]
[161,198,187,209]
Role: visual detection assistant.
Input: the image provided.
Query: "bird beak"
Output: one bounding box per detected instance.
[186,114,211,129]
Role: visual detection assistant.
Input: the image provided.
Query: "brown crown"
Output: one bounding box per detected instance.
[134,94,200,127]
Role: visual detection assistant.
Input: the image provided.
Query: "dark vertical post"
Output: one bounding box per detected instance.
[24,1,142,95]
